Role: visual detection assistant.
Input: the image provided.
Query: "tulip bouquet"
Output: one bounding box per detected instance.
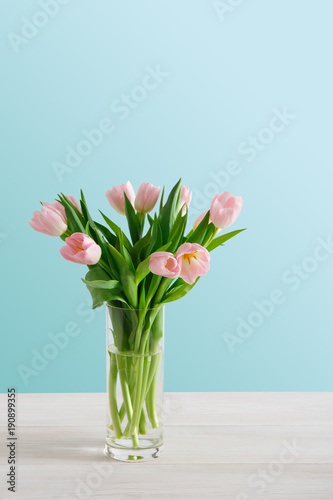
[28,179,244,454]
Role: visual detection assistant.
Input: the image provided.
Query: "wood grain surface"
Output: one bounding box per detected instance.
[0,392,332,499]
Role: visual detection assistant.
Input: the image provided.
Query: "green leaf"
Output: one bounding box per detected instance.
[202,222,216,247]
[187,211,210,245]
[148,215,163,254]
[124,194,141,244]
[84,267,127,308]
[161,282,195,304]
[86,221,98,240]
[206,228,246,252]
[59,194,85,233]
[99,211,132,251]
[145,275,162,306]
[107,243,138,308]
[107,307,132,351]
[159,179,182,243]
[82,278,120,290]
[94,221,117,246]
[138,280,146,309]
[150,306,164,352]
[135,259,150,287]
[130,228,152,265]
[147,214,154,226]
[80,190,95,228]
[159,186,165,214]
[169,209,188,252]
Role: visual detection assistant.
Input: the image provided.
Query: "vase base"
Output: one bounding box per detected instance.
[104,441,163,462]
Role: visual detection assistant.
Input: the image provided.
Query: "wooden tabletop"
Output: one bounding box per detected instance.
[1,392,333,499]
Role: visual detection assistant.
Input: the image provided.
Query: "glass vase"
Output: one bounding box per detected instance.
[104,303,164,462]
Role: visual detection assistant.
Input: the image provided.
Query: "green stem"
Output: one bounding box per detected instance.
[139,354,151,420]
[108,353,123,439]
[128,354,144,436]
[146,352,162,428]
[139,408,147,434]
[116,354,133,439]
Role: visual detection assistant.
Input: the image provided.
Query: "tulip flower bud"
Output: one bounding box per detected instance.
[28,201,67,237]
[60,233,101,265]
[149,251,181,278]
[178,185,192,216]
[106,181,135,215]
[210,192,243,229]
[134,182,161,214]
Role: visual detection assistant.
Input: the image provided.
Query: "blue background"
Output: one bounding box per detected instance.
[1,0,332,393]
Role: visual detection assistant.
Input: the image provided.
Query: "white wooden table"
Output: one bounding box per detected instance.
[1,393,333,499]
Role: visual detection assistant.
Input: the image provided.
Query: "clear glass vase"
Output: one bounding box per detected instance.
[104,303,164,462]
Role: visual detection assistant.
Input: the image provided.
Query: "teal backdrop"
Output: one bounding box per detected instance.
[1,0,332,393]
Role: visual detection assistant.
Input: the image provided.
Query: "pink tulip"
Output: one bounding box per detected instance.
[175,243,210,285]
[149,251,181,278]
[179,185,192,216]
[28,201,67,237]
[193,210,209,230]
[66,195,82,213]
[106,181,135,215]
[134,182,160,213]
[210,191,243,229]
[60,233,101,265]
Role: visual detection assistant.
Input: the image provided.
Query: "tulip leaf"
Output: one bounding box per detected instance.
[206,228,246,252]
[202,222,217,247]
[150,306,164,352]
[59,194,85,233]
[84,267,127,308]
[135,259,150,287]
[169,209,188,253]
[82,278,120,290]
[159,186,165,214]
[147,214,154,226]
[107,306,132,351]
[145,275,162,306]
[124,194,141,244]
[138,280,146,309]
[187,211,210,245]
[93,221,117,246]
[130,228,152,265]
[107,243,138,308]
[80,190,96,229]
[159,179,181,243]
[161,282,195,304]
[99,211,132,251]
[148,214,163,254]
